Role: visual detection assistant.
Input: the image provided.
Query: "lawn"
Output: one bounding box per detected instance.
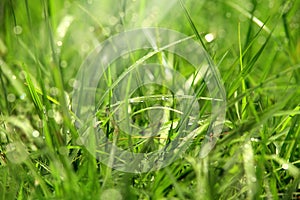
[0,0,300,199]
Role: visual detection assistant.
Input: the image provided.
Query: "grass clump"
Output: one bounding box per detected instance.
[0,0,300,199]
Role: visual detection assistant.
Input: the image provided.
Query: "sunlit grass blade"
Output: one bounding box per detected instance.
[23,68,43,115]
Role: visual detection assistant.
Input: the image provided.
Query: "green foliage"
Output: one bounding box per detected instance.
[0,0,300,199]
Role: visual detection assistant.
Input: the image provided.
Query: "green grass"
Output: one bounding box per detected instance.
[1,0,300,199]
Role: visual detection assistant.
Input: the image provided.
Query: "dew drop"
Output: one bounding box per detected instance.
[34,180,40,186]
[47,109,55,118]
[108,16,118,26]
[81,43,90,52]
[7,93,16,102]
[13,25,23,35]
[250,137,259,142]
[60,60,68,68]
[50,87,59,96]
[226,12,232,18]
[57,40,63,47]
[30,144,37,151]
[282,163,289,170]
[205,33,215,43]
[32,130,40,138]
[119,12,125,18]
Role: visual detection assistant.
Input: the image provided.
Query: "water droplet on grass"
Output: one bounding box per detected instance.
[81,43,90,52]
[47,109,55,118]
[205,33,215,43]
[7,93,16,102]
[60,60,68,68]
[13,26,23,35]
[282,163,289,170]
[20,93,26,100]
[50,87,59,96]
[32,130,40,138]
[57,40,63,46]
[226,12,231,18]
[250,137,259,142]
[108,16,118,26]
